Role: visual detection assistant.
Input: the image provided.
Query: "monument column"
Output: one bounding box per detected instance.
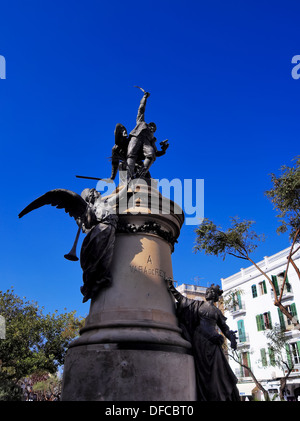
[61,180,197,401]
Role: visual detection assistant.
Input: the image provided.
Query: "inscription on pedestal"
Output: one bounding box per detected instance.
[129,264,166,279]
[130,254,166,279]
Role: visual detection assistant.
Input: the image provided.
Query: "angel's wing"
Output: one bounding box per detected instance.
[18,189,87,219]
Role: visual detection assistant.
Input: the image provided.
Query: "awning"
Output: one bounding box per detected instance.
[237,382,256,396]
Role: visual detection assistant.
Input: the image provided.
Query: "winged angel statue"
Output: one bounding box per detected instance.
[19,186,130,302]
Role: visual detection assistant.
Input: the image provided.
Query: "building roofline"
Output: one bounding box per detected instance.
[177,283,207,294]
[221,245,300,287]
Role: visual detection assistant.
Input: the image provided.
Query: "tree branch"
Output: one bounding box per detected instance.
[290,258,300,281]
[228,351,269,400]
[227,252,249,261]
[279,228,300,302]
[246,255,279,302]
[290,244,300,257]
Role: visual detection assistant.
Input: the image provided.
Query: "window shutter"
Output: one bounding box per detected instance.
[263,280,267,294]
[268,347,276,366]
[285,344,293,369]
[290,303,298,320]
[297,342,300,358]
[237,291,242,309]
[260,348,267,367]
[237,319,245,342]
[256,315,261,331]
[256,314,265,331]
[246,352,251,369]
[277,308,285,330]
[285,271,292,292]
[252,284,257,298]
[271,275,280,296]
[232,292,236,311]
[268,311,273,329]
[239,354,243,377]
[260,314,265,330]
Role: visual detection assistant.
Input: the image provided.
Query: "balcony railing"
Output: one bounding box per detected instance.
[231,301,246,315]
[270,284,293,301]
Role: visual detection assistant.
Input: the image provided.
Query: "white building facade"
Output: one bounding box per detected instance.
[221,246,300,401]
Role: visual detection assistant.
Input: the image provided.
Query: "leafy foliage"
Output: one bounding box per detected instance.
[223,288,244,312]
[265,156,300,241]
[32,373,61,400]
[0,288,84,400]
[265,324,290,369]
[264,324,295,400]
[194,216,265,260]
[194,158,300,335]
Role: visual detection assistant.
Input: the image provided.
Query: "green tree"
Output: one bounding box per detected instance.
[265,156,300,241]
[264,324,294,400]
[32,372,62,400]
[194,217,264,261]
[194,158,300,329]
[0,288,83,400]
[265,156,300,299]
[226,347,270,401]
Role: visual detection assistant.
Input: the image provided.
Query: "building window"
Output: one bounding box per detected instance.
[286,304,296,325]
[258,280,267,295]
[263,312,272,329]
[290,303,298,321]
[278,303,298,329]
[271,272,292,296]
[277,308,286,330]
[236,291,242,310]
[256,314,265,331]
[260,348,267,367]
[237,319,246,342]
[285,344,293,369]
[256,312,272,331]
[239,352,251,377]
[251,284,257,298]
[268,347,276,366]
[271,275,280,296]
[290,342,300,365]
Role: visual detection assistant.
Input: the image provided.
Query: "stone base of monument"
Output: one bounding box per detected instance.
[61,181,197,401]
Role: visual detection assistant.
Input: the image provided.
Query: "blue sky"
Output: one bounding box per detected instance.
[0,0,300,318]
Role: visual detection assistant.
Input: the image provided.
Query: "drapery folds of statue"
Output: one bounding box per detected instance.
[167,279,240,401]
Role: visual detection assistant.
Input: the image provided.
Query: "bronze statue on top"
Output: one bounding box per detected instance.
[166,278,240,401]
[107,87,169,183]
[109,123,129,182]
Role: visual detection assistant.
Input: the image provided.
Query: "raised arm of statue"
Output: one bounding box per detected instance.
[166,277,194,307]
[136,92,150,124]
